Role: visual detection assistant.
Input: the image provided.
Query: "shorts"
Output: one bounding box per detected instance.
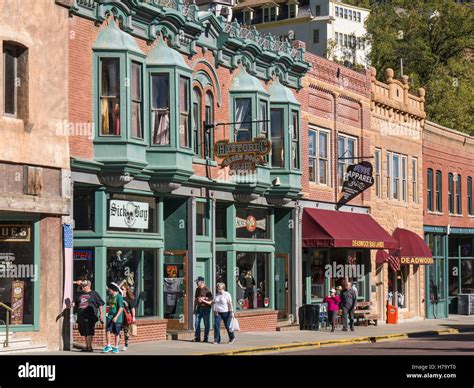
[106,318,122,336]
[77,315,97,337]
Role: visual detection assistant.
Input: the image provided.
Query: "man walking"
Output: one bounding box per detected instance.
[193,276,213,343]
[340,281,357,332]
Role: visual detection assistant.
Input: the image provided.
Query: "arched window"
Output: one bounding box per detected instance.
[193,87,202,157]
[205,91,214,159]
[427,168,433,211]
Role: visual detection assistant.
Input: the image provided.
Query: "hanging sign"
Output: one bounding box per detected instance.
[336,161,374,210]
[236,215,266,232]
[109,200,149,229]
[11,280,25,325]
[214,137,271,170]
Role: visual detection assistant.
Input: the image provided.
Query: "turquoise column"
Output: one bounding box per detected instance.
[95,246,107,318]
[269,251,275,310]
[228,250,236,309]
[95,188,107,235]
[158,197,164,318]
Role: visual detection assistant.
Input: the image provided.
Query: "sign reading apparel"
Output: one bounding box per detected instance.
[109,200,149,229]
[336,161,374,210]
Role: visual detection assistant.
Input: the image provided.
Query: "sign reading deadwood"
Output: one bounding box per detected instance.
[214,137,271,170]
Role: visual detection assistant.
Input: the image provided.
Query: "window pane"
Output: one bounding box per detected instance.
[205,92,214,158]
[461,259,474,293]
[235,206,270,239]
[216,202,227,238]
[236,253,269,310]
[131,62,142,139]
[308,130,316,157]
[4,47,16,115]
[271,109,284,167]
[0,222,35,324]
[216,252,228,285]
[196,201,207,236]
[259,100,268,135]
[107,248,157,317]
[193,88,201,156]
[74,187,95,231]
[151,74,170,145]
[448,260,459,296]
[319,132,327,159]
[235,98,252,141]
[319,159,327,184]
[101,58,120,135]
[180,77,190,148]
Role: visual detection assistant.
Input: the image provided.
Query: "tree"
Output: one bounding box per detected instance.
[364,0,474,133]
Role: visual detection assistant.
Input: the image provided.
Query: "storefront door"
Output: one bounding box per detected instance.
[275,254,289,318]
[163,250,188,330]
[426,259,448,319]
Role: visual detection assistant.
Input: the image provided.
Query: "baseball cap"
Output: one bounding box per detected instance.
[109,282,121,292]
[194,276,205,283]
[330,288,336,293]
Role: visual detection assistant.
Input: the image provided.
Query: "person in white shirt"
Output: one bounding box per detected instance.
[213,282,236,344]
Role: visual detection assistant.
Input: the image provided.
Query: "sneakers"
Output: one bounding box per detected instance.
[229,338,235,344]
[350,327,354,332]
[112,347,120,354]
[122,346,128,351]
[342,328,348,332]
[102,345,113,353]
[213,341,219,345]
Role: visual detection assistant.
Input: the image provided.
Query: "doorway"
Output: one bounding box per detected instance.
[275,254,289,319]
[163,250,188,330]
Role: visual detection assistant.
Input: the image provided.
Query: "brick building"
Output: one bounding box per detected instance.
[297,56,431,323]
[0,0,71,351]
[423,121,474,318]
[58,0,310,344]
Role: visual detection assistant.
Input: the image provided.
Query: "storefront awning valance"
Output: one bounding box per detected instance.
[302,208,399,250]
[392,228,433,265]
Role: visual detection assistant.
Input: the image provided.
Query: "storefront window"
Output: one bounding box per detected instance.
[0,222,35,325]
[216,251,227,286]
[236,252,269,310]
[309,250,327,301]
[235,206,270,239]
[271,108,285,168]
[73,248,95,301]
[73,187,95,231]
[151,74,170,145]
[461,259,474,293]
[460,238,473,257]
[163,252,186,320]
[449,259,459,296]
[388,266,408,308]
[106,248,157,317]
[100,58,120,136]
[107,193,157,233]
[215,202,227,238]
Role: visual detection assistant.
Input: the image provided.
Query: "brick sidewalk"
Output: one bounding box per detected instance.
[26,315,474,355]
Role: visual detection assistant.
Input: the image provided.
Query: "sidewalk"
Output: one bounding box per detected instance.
[30,315,474,355]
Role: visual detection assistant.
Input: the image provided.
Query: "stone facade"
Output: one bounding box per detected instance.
[0,0,71,350]
[368,68,426,321]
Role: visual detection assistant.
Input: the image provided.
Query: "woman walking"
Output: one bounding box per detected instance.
[213,283,235,344]
[323,288,341,332]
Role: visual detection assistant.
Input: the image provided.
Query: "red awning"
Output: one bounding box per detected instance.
[392,228,433,265]
[302,208,399,250]
[376,250,390,264]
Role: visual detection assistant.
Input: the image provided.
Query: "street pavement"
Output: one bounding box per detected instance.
[276,332,474,355]
[17,315,474,356]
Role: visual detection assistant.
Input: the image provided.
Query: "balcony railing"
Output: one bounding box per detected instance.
[224,21,304,61]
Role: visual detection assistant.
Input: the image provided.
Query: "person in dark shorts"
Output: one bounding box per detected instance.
[74,280,104,352]
[103,282,124,354]
[120,283,136,351]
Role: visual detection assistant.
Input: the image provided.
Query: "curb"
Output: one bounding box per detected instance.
[196,327,470,356]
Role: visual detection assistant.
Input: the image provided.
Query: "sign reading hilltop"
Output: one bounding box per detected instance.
[336,161,374,210]
[214,137,271,170]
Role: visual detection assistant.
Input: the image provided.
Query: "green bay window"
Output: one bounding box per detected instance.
[151,74,170,145]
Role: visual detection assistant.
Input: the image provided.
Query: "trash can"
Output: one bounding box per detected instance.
[298,304,320,330]
[386,304,398,324]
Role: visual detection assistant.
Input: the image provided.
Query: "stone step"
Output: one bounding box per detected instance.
[0,344,48,354]
[3,336,34,349]
[276,323,300,332]
[276,319,295,327]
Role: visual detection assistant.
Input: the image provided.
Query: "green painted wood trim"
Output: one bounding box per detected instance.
[95,246,107,317]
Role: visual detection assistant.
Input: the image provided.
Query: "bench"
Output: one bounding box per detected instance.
[354,301,379,326]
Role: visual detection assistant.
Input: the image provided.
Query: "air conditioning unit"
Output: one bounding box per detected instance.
[458,294,474,315]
